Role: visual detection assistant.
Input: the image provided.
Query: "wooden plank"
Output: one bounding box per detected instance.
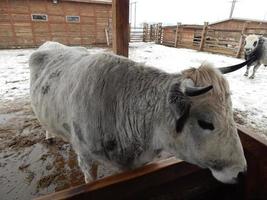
[29,0,46,13]
[46,2,65,15]
[0,14,10,22]
[48,15,65,23]
[112,0,129,57]
[61,0,112,5]
[174,22,181,47]
[8,0,29,14]
[237,125,267,199]
[80,6,95,16]
[78,2,83,46]
[199,22,208,51]
[44,0,52,42]
[26,0,37,46]
[105,27,110,46]
[35,127,267,200]
[35,158,201,200]
[6,0,18,46]
[62,2,80,16]
[236,23,248,58]
[61,1,70,45]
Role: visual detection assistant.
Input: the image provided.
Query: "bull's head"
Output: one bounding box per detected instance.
[165,58,257,184]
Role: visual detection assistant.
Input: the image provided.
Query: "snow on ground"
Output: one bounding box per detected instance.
[0,42,266,134]
[0,47,106,101]
[130,42,267,134]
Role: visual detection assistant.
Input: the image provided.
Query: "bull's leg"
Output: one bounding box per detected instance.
[89,162,98,180]
[77,154,98,183]
[45,130,55,143]
[244,65,251,77]
[249,64,261,79]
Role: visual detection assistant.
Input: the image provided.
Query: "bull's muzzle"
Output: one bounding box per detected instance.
[245,48,252,54]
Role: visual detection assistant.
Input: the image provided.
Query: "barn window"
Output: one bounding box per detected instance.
[31,14,48,21]
[66,16,80,23]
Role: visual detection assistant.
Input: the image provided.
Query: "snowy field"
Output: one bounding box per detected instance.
[1,42,265,134]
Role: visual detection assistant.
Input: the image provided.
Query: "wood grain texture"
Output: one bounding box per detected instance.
[112,0,129,57]
[35,127,267,200]
[0,0,111,48]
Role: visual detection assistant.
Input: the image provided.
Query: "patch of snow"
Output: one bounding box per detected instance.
[0,49,34,101]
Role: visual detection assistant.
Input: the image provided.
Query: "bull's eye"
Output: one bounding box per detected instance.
[198,120,214,130]
[253,41,257,47]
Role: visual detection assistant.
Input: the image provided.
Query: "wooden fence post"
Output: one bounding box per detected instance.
[155,24,159,43]
[143,23,148,42]
[112,0,129,57]
[149,24,153,41]
[174,22,181,47]
[156,23,162,44]
[199,22,209,51]
[236,22,248,58]
[105,28,110,46]
[129,23,131,43]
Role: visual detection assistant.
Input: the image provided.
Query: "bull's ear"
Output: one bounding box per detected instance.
[168,82,191,119]
[168,82,191,132]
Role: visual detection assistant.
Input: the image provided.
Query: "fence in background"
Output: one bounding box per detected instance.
[104,23,163,45]
[161,22,267,58]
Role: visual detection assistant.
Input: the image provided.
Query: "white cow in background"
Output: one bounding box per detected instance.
[244,34,267,79]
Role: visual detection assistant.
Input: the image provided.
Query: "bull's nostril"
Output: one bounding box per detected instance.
[243,166,247,173]
[237,171,246,183]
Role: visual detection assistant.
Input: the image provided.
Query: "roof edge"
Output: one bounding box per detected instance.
[210,18,267,25]
[61,0,112,5]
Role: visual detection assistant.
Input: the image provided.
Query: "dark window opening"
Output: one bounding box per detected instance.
[31,14,48,21]
[66,16,80,23]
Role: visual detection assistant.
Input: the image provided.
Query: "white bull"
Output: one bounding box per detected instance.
[29,42,247,184]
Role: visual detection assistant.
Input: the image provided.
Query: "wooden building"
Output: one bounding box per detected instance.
[0,0,112,49]
[162,24,203,48]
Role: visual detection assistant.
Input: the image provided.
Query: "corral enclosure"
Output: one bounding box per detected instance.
[0,0,112,48]
[160,18,267,57]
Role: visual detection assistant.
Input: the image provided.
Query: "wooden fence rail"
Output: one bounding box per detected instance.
[105,23,162,45]
[36,125,267,200]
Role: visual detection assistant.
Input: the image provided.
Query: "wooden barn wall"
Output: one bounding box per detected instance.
[162,27,175,46]
[0,0,111,48]
[211,20,267,31]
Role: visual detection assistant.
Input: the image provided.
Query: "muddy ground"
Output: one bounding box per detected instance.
[0,98,118,200]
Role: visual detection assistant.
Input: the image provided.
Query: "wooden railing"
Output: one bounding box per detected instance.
[161,23,267,58]
[35,125,267,200]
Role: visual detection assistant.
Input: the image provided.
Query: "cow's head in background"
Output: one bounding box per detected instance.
[244,34,263,56]
[162,60,254,184]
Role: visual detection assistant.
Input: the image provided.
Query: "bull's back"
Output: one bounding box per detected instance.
[29,47,90,141]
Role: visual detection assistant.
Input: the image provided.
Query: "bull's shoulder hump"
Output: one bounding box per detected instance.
[29,50,52,69]
[93,52,135,65]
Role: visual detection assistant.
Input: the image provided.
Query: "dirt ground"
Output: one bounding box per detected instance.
[0,98,118,200]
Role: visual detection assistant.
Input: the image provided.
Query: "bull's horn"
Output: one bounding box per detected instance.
[218,55,256,74]
[185,85,213,97]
